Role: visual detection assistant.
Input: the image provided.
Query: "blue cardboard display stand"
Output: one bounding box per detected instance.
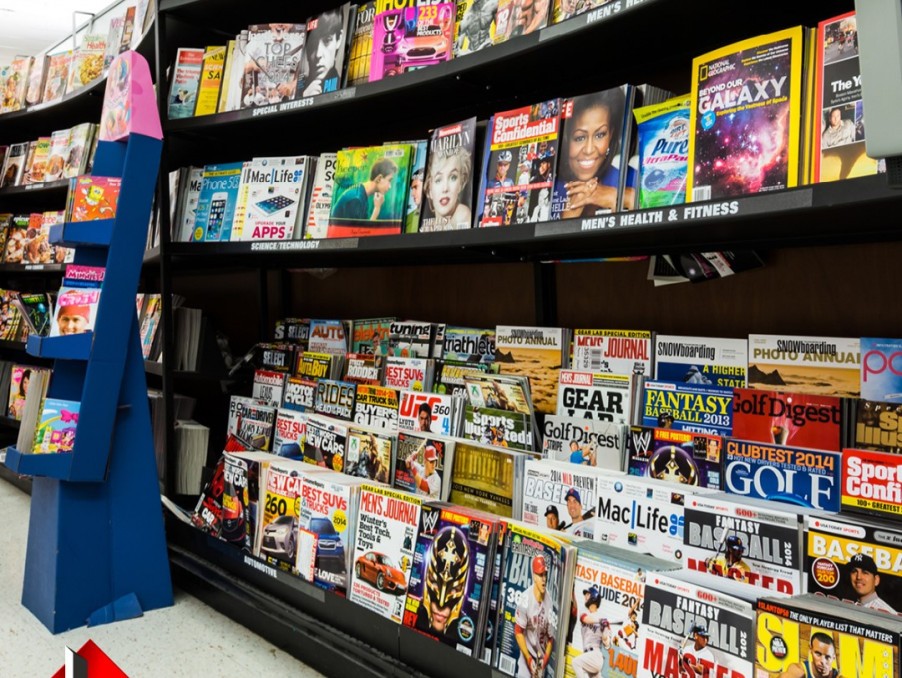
[2,75,173,631]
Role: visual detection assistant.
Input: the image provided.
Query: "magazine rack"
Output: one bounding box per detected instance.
[1,52,173,633]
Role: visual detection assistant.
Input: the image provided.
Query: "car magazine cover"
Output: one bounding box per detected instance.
[394,431,454,501]
[313,378,357,420]
[385,319,435,358]
[805,513,902,616]
[271,409,307,460]
[369,1,455,82]
[495,523,571,678]
[626,426,724,489]
[551,86,638,220]
[724,438,840,511]
[683,492,803,596]
[328,144,414,237]
[637,572,755,678]
[398,389,457,436]
[731,387,845,452]
[479,99,560,227]
[297,471,364,594]
[297,350,339,381]
[755,594,902,678]
[841,448,902,520]
[384,356,434,391]
[420,117,477,232]
[240,23,306,108]
[252,369,286,407]
[571,329,653,378]
[221,450,278,552]
[255,458,310,571]
[641,381,734,437]
[687,26,805,201]
[596,475,715,563]
[442,326,496,364]
[557,370,632,424]
[308,319,350,357]
[303,413,349,472]
[541,415,625,471]
[233,156,310,241]
[403,504,497,655]
[296,5,351,98]
[352,384,399,430]
[282,376,317,412]
[345,355,384,386]
[814,12,883,183]
[495,325,568,415]
[521,458,601,539]
[345,425,395,484]
[304,152,337,239]
[860,337,902,404]
[227,395,276,451]
[634,94,692,209]
[349,484,423,623]
[449,440,524,518]
[653,334,747,388]
[747,334,861,397]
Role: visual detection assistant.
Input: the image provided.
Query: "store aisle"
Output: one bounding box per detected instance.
[0,479,324,677]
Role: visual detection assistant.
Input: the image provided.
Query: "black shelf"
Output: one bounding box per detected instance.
[168,519,495,678]
[0,339,28,351]
[144,245,161,266]
[0,415,20,429]
[0,263,66,274]
[163,174,902,271]
[0,459,31,494]
[0,179,69,197]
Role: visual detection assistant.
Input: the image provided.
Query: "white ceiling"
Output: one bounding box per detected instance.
[0,0,118,64]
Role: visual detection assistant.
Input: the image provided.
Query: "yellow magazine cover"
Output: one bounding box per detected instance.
[687,26,805,202]
[193,45,225,117]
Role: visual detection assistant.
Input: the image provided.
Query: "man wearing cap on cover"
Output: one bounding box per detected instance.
[571,585,610,678]
[407,444,441,499]
[564,488,595,537]
[491,150,515,188]
[848,552,896,614]
[55,303,91,335]
[515,554,553,678]
[680,623,715,677]
[544,505,567,531]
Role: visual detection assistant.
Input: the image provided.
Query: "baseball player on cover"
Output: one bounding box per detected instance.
[680,623,715,678]
[705,534,751,582]
[407,444,441,499]
[515,555,553,678]
[848,553,897,614]
[571,585,611,678]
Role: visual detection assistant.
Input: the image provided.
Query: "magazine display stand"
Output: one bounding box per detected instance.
[1,52,173,633]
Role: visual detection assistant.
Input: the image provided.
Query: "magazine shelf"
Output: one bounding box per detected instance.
[0,179,70,197]
[0,339,28,352]
[0,263,66,274]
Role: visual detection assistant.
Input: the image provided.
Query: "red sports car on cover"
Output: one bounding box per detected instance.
[354,551,406,593]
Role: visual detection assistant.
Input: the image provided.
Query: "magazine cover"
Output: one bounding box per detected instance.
[255,458,309,570]
[860,337,902,404]
[25,55,47,107]
[479,99,560,227]
[66,33,106,93]
[854,399,902,454]
[495,524,569,678]
[641,381,734,436]
[41,51,72,105]
[638,573,755,678]
[221,450,278,552]
[304,152,337,239]
[0,56,31,113]
[449,440,521,518]
[731,387,844,451]
[49,285,100,337]
[234,156,310,241]
[683,492,802,595]
[724,438,840,511]
[369,2,455,82]
[313,378,357,420]
[346,2,375,86]
[386,319,435,358]
[398,390,455,436]
[551,86,637,220]
[393,432,453,500]
[63,123,95,179]
[191,45,224,117]
[465,375,531,416]
[349,484,422,623]
[521,458,600,539]
[252,369,285,407]
[240,23,307,107]
[192,162,243,242]
[557,370,631,423]
[282,376,317,412]
[551,0,612,24]
[303,413,349,472]
[298,472,363,594]
[654,334,747,388]
[271,409,307,460]
[403,504,496,655]
[227,395,276,451]
[296,5,350,97]
[462,404,532,451]
[748,334,860,397]
[626,426,723,489]
[420,117,477,232]
[541,415,625,471]
[384,356,433,391]
[308,319,350,356]
[442,326,496,364]
[353,384,399,430]
[345,354,383,385]
[453,0,497,56]
[31,398,80,454]
[328,144,413,237]
[571,329,653,378]
[814,12,882,183]
[12,292,52,336]
[805,513,902,615]
[755,595,902,678]
[495,325,567,415]
[297,351,337,381]
[687,26,805,201]
[345,425,394,484]
[634,94,692,208]
[841,448,902,520]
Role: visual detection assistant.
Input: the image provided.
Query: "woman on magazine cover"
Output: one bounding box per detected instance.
[554,88,635,218]
[422,145,472,231]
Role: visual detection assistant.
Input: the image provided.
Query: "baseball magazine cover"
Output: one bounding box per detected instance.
[542,415,626,472]
[571,329,653,379]
[394,431,455,501]
[683,492,804,596]
[349,484,423,623]
[557,370,632,424]
[626,427,724,490]
[495,523,575,678]
[449,440,531,519]
[521,458,604,540]
[653,334,747,389]
[638,572,755,678]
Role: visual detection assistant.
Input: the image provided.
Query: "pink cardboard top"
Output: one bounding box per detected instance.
[99,51,162,142]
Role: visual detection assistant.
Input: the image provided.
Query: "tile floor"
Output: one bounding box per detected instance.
[0,478,324,677]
